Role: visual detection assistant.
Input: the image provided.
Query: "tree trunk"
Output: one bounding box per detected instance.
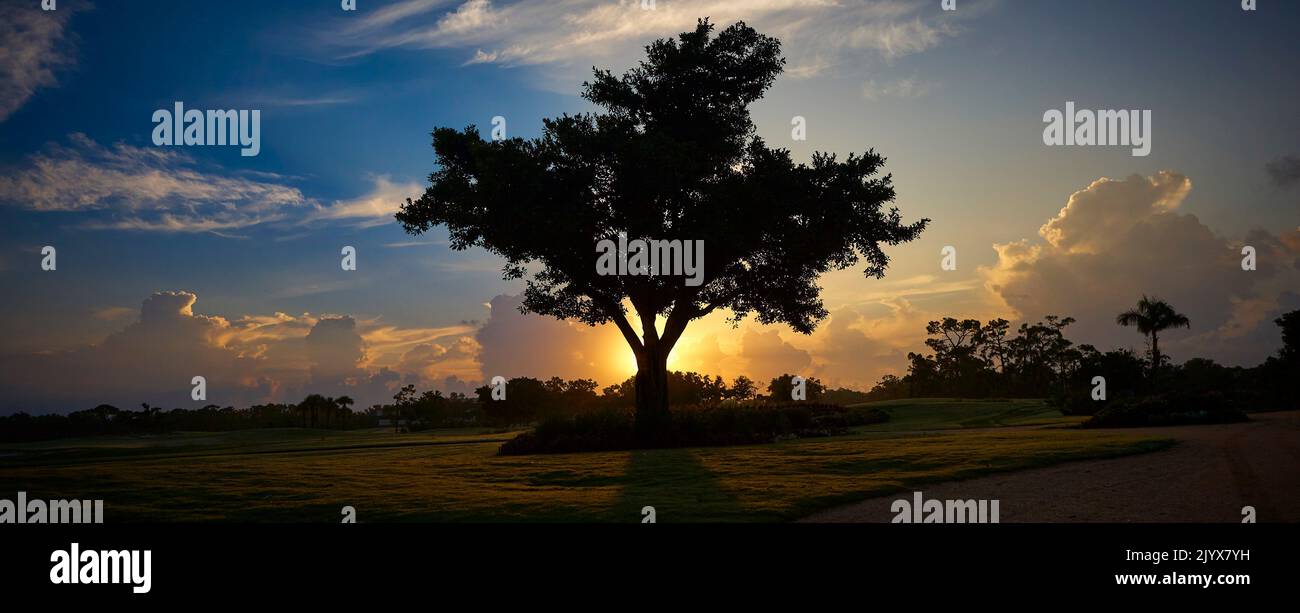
[608,300,690,444]
[633,343,671,441]
[1150,331,1161,387]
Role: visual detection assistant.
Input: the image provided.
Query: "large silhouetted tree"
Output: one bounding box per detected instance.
[397,19,927,438]
[1116,296,1190,384]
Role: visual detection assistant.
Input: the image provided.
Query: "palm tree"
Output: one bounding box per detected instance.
[298,394,334,429]
[1116,296,1190,385]
[335,396,354,429]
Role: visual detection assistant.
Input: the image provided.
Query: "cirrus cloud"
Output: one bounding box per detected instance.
[0,135,429,233]
[0,134,310,232]
[331,0,989,79]
[0,2,82,122]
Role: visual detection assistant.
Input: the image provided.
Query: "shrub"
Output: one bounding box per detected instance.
[498,403,888,455]
[1081,391,1248,428]
[1049,390,1098,416]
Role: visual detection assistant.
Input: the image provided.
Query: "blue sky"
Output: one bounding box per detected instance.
[1,0,1297,412]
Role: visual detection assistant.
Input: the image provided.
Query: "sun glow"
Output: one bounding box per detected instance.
[610,314,689,380]
[613,344,688,379]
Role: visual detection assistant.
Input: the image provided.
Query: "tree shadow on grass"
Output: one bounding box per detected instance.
[611,447,748,523]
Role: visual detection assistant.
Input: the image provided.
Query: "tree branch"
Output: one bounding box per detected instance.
[600,299,643,353]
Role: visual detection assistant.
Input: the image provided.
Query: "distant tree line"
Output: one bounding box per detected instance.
[470,372,866,427]
[0,394,368,443]
[866,315,1103,400]
[865,306,1299,415]
[0,372,864,442]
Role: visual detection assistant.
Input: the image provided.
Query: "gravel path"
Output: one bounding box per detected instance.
[801,411,1300,523]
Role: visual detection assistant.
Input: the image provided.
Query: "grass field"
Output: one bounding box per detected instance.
[0,400,1171,522]
[850,398,1083,432]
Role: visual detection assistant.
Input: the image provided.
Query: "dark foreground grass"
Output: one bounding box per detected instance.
[500,403,888,455]
[0,425,1171,522]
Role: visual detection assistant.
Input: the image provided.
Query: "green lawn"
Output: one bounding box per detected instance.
[0,401,1170,522]
[849,398,1082,432]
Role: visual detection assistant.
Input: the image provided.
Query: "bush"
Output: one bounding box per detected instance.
[498,403,888,455]
[1081,391,1248,428]
[1049,390,1098,416]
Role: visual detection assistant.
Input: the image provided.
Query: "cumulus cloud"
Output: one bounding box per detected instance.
[300,316,405,404]
[0,291,267,412]
[475,293,628,383]
[331,0,982,78]
[981,171,1300,365]
[225,312,473,404]
[669,332,746,380]
[736,328,812,383]
[0,2,80,122]
[396,337,481,386]
[306,316,367,382]
[0,291,485,413]
[804,306,910,388]
[0,134,309,232]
